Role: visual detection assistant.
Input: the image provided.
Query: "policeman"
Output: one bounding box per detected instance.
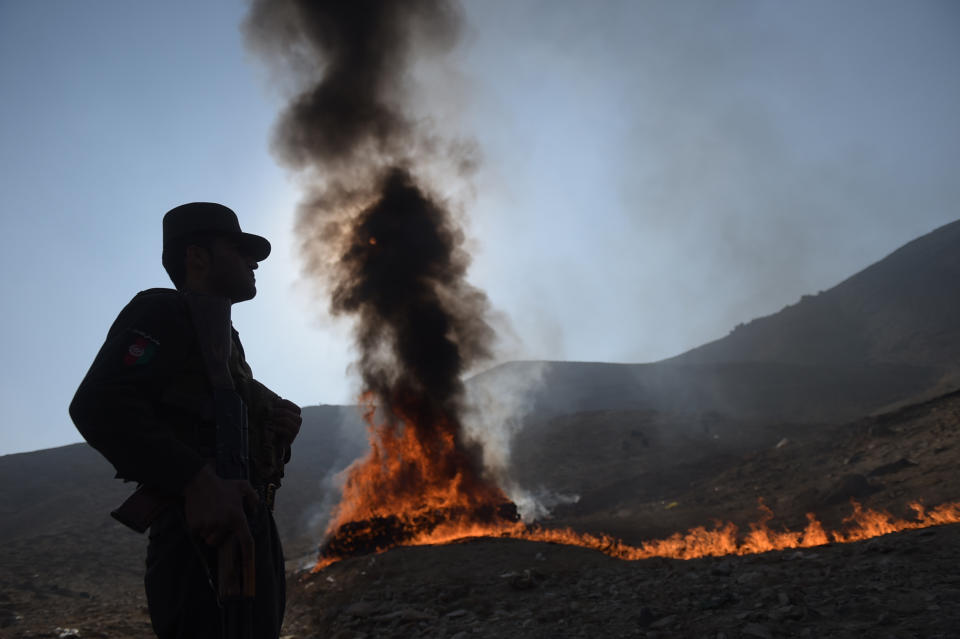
[70,202,302,639]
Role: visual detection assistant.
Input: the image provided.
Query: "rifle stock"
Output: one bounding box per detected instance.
[219,536,255,638]
[110,484,173,534]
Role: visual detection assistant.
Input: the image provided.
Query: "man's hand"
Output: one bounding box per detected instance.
[183,465,258,560]
[268,398,302,446]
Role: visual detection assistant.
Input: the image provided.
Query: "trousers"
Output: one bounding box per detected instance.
[145,502,286,639]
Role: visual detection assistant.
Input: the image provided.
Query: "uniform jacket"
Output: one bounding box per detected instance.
[70,288,286,494]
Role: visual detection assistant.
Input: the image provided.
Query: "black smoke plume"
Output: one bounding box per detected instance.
[244,1,499,512]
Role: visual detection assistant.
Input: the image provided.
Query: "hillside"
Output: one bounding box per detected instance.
[0,404,367,559]
[471,219,960,424]
[673,218,960,369]
[469,359,939,424]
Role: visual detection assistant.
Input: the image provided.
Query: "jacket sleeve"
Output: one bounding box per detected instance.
[69,291,206,492]
[249,378,292,466]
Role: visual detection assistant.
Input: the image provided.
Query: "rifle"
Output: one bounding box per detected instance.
[111,293,255,639]
[187,293,255,639]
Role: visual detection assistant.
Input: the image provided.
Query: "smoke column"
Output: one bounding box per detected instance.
[245,0,506,533]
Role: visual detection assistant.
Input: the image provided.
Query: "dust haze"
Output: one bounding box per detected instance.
[455,0,960,364]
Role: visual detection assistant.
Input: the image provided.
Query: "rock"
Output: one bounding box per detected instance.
[649,614,678,629]
[509,569,543,591]
[823,473,882,505]
[845,452,864,465]
[632,607,656,627]
[446,609,470,618]
[741,622,773,639]
[736,571,764,585]
[702,592,736,610]
[862,538,896,554]
[0,608,18,629]
[344,601,380,617]
[868,457,918,477]
[374,608,437,622]
[888,593,926,615]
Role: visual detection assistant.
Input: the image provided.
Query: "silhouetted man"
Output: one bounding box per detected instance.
[70,202,301,638]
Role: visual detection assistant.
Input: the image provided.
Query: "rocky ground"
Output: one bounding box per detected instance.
[0,526,153,638]
[2,390,960,638]
[283,525,960,639]
[280,390,960,639]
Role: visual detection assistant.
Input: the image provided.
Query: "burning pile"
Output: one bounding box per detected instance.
[245,0,519,560]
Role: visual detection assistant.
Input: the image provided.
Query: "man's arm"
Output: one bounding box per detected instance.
[73,290,259,546]
[69,290,205,492]
[268,395,302,457]
[249,380,301,464]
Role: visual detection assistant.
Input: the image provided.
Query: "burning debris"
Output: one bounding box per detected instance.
[320,501,520,560]
[245,0,516,561]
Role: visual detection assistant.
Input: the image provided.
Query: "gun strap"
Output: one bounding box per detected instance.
[182,292,250,483]
[182,292,235,391]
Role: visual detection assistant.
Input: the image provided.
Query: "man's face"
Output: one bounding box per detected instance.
[206,235,259,303]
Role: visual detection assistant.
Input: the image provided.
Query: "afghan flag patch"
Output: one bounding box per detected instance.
[123,336,157,366]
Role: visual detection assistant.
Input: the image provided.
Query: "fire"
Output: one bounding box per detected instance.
[316,499,960,571]
[315,397,960,572]
[317,395,519,566]
[518,500,960,561]
[328,397,509,525]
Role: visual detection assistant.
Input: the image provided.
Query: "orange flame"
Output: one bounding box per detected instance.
[326,396,508,532]
[315,500,960,571]
[316,397,960,572]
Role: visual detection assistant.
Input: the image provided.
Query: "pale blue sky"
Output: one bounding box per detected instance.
[1,0,958,455]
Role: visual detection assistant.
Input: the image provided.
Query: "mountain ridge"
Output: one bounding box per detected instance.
[672,218,960,367]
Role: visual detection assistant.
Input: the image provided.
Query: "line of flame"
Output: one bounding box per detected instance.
[313,500,960,572]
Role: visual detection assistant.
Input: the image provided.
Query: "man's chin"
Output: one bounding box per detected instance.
[231,285,257,304]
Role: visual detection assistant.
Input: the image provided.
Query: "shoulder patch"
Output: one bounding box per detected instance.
[123,335,157,366]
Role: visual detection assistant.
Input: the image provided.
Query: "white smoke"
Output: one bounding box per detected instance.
[304,409,370,537]
[507,486,580,522]
[463,361,579,522]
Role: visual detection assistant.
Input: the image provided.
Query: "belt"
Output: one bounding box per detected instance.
[255,483,278,512]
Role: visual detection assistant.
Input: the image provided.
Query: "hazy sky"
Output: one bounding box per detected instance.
[1,0,958,455]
